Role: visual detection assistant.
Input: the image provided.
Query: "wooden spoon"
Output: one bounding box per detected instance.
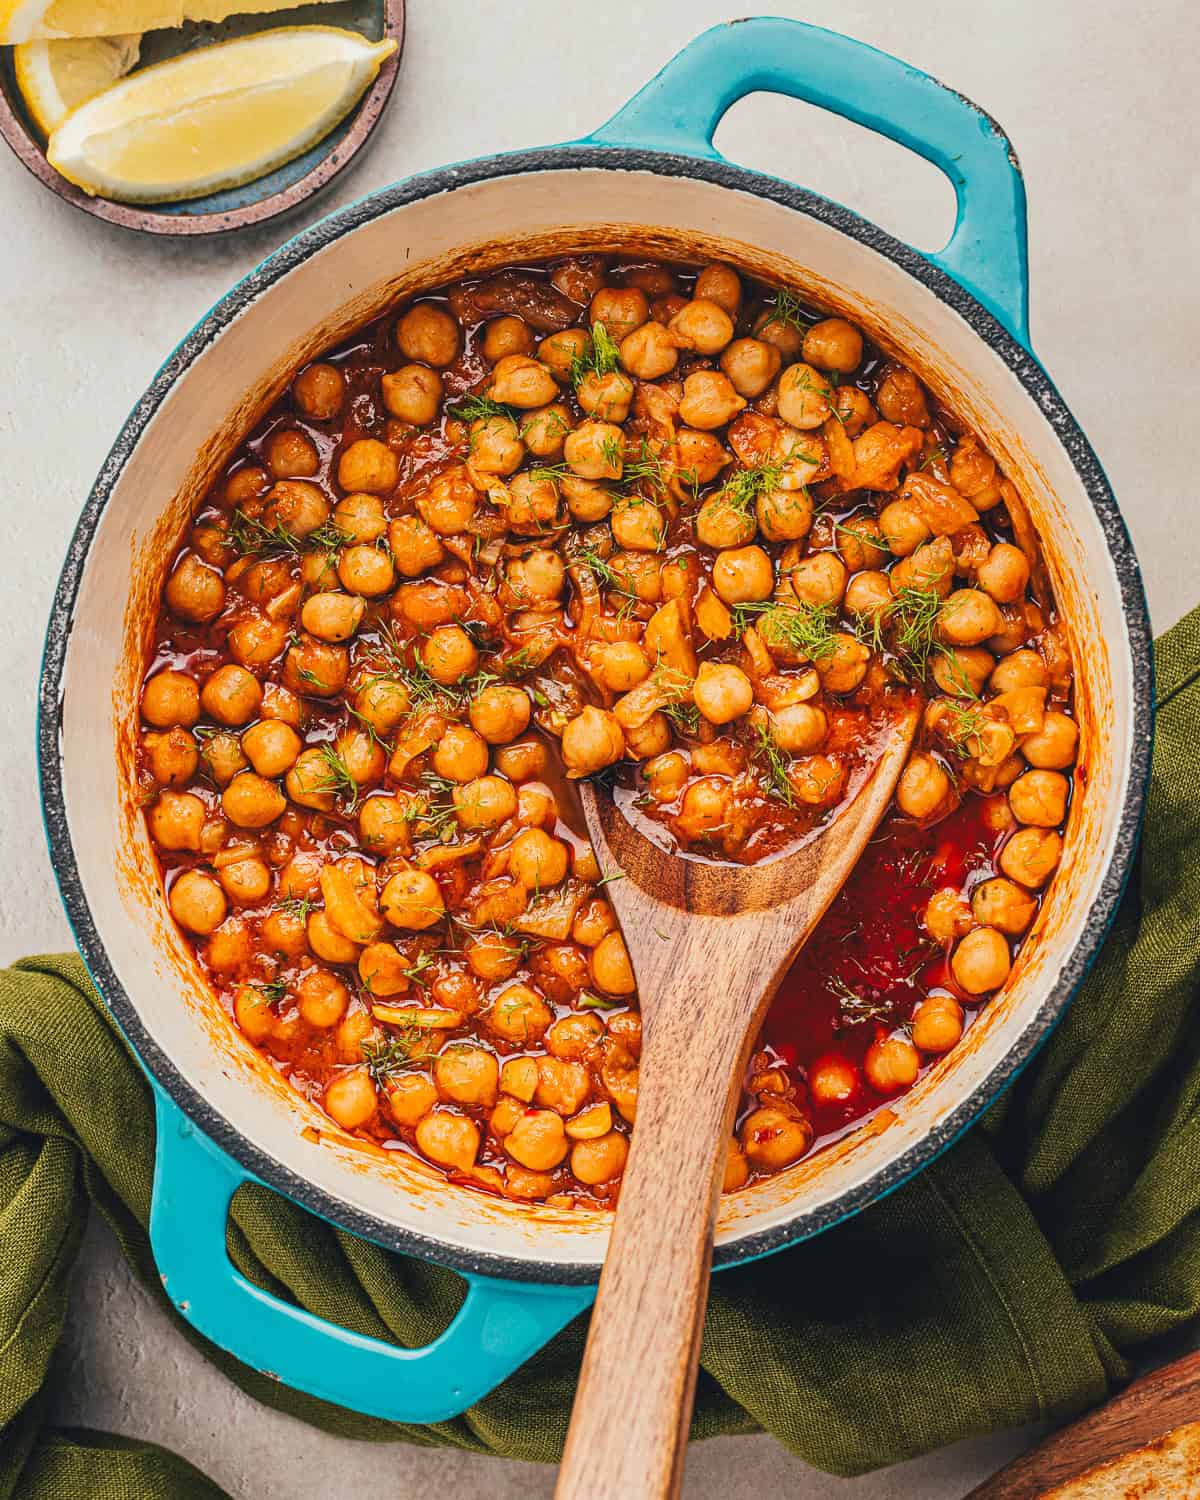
[555,704,920,1500]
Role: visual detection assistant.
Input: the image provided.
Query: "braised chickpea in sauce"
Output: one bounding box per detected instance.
[138,257,1077,1207]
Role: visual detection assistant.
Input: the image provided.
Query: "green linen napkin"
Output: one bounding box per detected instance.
[2,606,1197,1498]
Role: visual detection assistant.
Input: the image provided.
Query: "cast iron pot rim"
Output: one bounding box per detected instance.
[38,144,1154,1286]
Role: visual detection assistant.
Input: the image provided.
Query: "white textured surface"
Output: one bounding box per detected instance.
[3,0,1197,1494]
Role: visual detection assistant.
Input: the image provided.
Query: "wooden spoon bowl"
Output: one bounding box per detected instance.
[555,702,921,1499]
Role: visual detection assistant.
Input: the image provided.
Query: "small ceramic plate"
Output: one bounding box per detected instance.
[0,0,404,236]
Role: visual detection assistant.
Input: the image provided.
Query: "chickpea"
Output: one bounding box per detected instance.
[923,886,974,943]
[754,304,805,359]
[222,771,286,830]
[589,930,635,996]
[201,731,247,786]
[1022,712,1079,771]
[381,1073,436,1128]
[876,366,930,427]
[263,479,329,539]
[509,828,569,889]
[521,402,572,459]
[570,1131,628,1186]
[1009,769,1069,828]
[897,752,953,821]
[931,647,995,699]
[503,1109,568,1172]
[266,428,319,480]
[143,727,199,787]
[836,514,889,572]
[951,925,1011,994]
[938,589,1005,647]
[619,320,678,381]
[396,303,460,368]
[261,682,303,728]
[678,371,746,430]
[762,703,827,754]
[503,471,561,533]
[169,869,227,935]
[999,827,1063,889]
[165,553,225,624]
[292,361,345,421]
[381,869,444,930]
[482,315,533,362]
[622,709,668,757]
[336,545,395,598]
[487,353,560,410]
[977,543,1031,604]
[843,570,893,621]
[713,338,777,400]
[233,983,276,1043]
[284,636,348,698]
[692,662,753,726]
[776,363,833,430]
[911,995,964,1055]
[712,545,774,605]
[508,547,566,600]
[223,464,270,508]
[669,298,735,355]
[280,748,331,812]
[808,1054,859,1109]
[694,262,742,315]
[337,438,399,495]
[201,664,262,727]
[790,552,847,607]
[971,877,1037,935]
[216,853,273,903]
[589,286,648,342]
[142,670,200,729]
[722,1140,750,1192]
[534,1056,591,1116]
[608,550,663,604]
[676,777,730,839]
[421,625,479,686]
[415,1109,480,1171]
[335,725,385,788]
[421,725,485,792]
[740,1106,813,1170]
[697,492,758,549]
[205,918,252,972]
[789,753,846,806]
[227,615,290,670]
[296,971,349,1030]
[260,907,308,959]
[864,1036,921,1094]
[802,317,863,374]
[564,420,624,481]
[676,429,729,486]
[331,493,385,545]
[577,369,634,424]
[488,983,552,1045]
[611,495,666,552]
[495,738,548,782]
[990,649,1047,694]
[756,486,813,543]
[590,641,649,695]
[376,365,442,431]
[462,686,527,748]
[536,327,590,380]
[878,499,931,558]
[357,794,411,855]
[435,1044,499,1108]
[573,898,617,949]
[562,706,625,777]
[546,1012,605,1064]
[465,929,523,983]
[383,515,443,579]
[301,591,364,643]
[148,790,205,852]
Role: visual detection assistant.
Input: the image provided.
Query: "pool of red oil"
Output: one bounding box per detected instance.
[759,793,1014,1143]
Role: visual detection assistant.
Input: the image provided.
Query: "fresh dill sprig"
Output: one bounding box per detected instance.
[733,598,839,662]
[250,978,289,1005]
[361,1029,434,1086]
[312,743,361,813]
[662,699,700,735]
[447,392,520,425]
[570,321,621,386]
[829,977,895,1027]
[711,461,785,516]
[401,949,437,991]
[762,286,811,334]
[229,510,349,562]
[752,720,796,806]
[274,896,315,922]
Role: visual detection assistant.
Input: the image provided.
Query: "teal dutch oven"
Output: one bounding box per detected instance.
[39,18,1151,1423]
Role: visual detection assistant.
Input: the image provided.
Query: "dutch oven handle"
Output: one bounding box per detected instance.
[149,1088,594,1422]
[585,17,1031,348]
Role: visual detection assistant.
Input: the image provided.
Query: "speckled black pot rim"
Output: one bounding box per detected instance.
[38,145,1154,1287]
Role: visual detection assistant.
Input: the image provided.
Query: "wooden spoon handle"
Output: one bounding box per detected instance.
[554,980,753,1500]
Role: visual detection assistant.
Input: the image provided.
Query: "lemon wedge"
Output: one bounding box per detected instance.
[0,0,336,46]
[46,26,395,204]
[14,33,141,135]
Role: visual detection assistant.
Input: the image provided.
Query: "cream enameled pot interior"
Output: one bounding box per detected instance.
[57,163,1137,1275]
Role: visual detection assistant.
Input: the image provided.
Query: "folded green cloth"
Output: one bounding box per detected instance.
[3,606,1199,1499]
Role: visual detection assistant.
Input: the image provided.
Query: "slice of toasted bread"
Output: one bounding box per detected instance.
[1039,1419,1200,1497]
